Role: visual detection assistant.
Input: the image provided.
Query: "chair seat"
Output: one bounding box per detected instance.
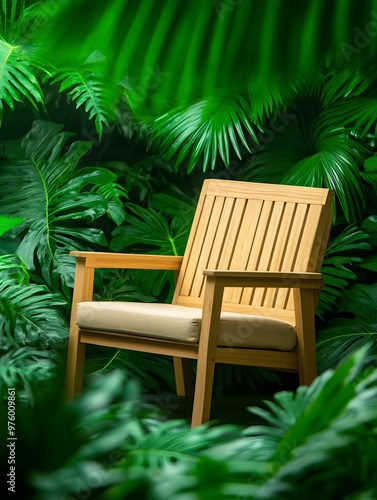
[76,302,297,351]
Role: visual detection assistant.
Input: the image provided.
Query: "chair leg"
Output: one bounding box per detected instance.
[173,357,194,397]
[293,288,317,386]
[191,355,216,427]
[65,328,86,399]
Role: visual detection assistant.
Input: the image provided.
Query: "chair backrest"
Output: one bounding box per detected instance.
[173,179,333,324]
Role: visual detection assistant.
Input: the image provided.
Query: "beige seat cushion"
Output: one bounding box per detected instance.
[76,302,297,351]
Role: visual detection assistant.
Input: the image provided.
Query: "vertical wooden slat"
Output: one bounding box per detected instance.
[252,201,285,306]
[274,203,309,309]
[200,197,245,298]
[264,202,296,307]
[226,199,264,303]
[285,204,322,309]
[241,200,274,305]
[293,205,322,272]
[217,198,246,269]
[180,195,216,296]
[191,196,225,297]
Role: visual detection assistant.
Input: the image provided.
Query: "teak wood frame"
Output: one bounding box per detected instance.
[65,180,333,427]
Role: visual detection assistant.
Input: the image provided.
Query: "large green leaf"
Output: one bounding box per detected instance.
[241,104,370,222]
[0,120,126,294]
[51,53,118,139]
[0,254,67,348]
[22,349,377,499]
[0,37,44,122]
[37,0,377,118]
[111,203,190,256]
[317,283,377,372]
[248,354,377,498]
[317,224,372,319]
[321,66,377,108]
[152,95,261,172]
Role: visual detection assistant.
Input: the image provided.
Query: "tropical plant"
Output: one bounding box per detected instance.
[39,1,377,115]
[0,0,118,136]
[0,0,47,124]
[317,223,373,319]
[0,253,68,399]
[0,119,127,296]
[1,346,376,499]
[1,4,377,500]
[317,283,377,372]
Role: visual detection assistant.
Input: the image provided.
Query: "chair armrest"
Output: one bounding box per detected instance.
[70,251,183,270]
[203,270,323,289]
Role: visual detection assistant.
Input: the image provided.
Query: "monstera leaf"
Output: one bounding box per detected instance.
[0,120,127,295]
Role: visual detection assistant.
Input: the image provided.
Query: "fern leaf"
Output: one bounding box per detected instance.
[52,60,117,139]
[0,38,44,123]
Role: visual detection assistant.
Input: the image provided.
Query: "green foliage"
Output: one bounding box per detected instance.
[1,5,377,498]
[317,283,377,372]
[111,203,191,256]
[152,96,260,172]
[51,53,118,139]
[38,0,377,118]
[317,224,372,319]
[2,348,376,499]
[0,37,45,123]
[0,254,68,397]
[0,120,127,295]
[241,103,370,222]
[245,347,377,498]
[0,0,117,136]
[0,215,22,236]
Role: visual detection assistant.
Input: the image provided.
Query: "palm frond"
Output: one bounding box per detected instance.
[321,66,377,108]
[247,346,375,454]
[317,283,377,371]
[38,0,377,118]
[317,224,372,319]
[320,97,377,138]
[249,354,377,498]
[0,346,60,400]
[0,0,39,42]
[241,104,370,222]
[0,38,44,123]
[152,95,260,172]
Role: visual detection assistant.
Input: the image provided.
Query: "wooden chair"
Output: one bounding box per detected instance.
[65,179,333,427]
